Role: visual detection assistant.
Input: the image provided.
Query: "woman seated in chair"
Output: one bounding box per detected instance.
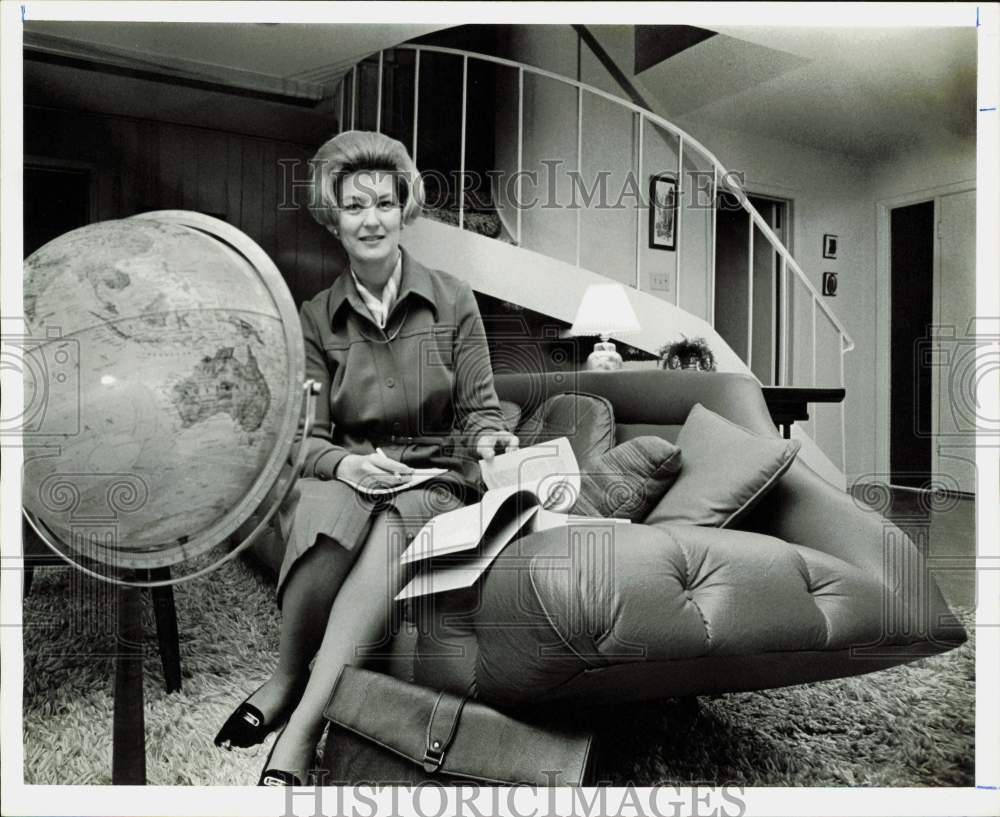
[214,129,518,785]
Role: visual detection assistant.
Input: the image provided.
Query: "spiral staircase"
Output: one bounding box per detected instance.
[336,42,854,486]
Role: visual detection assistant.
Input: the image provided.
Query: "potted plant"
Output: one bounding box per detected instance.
[658,336,716,372]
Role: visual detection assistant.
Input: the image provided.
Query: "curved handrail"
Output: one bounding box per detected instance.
[382,43,854,351]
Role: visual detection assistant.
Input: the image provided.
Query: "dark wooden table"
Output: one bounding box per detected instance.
[761,387,846,438]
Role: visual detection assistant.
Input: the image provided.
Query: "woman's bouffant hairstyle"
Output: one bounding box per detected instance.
[308,130,424,228]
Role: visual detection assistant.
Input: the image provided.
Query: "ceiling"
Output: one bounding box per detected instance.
[594,24,977,161]
[22,21,449,95]
[23,21,977,162]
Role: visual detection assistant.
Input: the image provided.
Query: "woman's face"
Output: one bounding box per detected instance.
[334,170,403,273]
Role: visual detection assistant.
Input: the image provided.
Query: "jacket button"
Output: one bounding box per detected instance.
[386,377,395,388]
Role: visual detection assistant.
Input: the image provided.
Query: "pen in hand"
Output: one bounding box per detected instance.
[375,447,413,482]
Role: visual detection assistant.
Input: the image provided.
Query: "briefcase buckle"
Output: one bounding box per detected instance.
[422,740,445,772]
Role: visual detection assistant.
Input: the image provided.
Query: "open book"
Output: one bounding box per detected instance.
[395,437,628,601]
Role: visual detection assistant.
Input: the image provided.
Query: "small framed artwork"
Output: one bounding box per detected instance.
[822,234,838,259]
[823,272,838,296]
[649,173,678,251]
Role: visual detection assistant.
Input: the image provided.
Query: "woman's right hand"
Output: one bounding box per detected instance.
[335,451,413,489]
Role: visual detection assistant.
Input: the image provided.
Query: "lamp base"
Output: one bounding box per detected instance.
[585,340,623,371]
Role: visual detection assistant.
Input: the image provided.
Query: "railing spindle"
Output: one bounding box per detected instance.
[770,217,777,386]
[747,209,754,371]
[811,297,817,387]
[675,136,684,309]
[779,257,788,386]
[351,67,358,130]
[339,76,346,134]
[412,50,420,165]
[840,333,847,473]
[376,51,384,133]
[576,85,583,268]
[634,112,643,290]
[709,165,717,327]
[810,297,818,441]
[516,67,523,247]
[459,54,468,232]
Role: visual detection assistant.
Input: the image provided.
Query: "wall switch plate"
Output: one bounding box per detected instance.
[650,271,671,291]
[822,271,838,296]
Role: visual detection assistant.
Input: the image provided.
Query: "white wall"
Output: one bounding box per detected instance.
[867,136,977,200]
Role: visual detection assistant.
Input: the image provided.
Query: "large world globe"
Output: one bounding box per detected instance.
[21,211,304,572]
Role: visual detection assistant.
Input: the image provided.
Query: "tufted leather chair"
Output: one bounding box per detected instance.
[407,369,967,707]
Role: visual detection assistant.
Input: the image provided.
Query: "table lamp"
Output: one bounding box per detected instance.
[570,283,641,370]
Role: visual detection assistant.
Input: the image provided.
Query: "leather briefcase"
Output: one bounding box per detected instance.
[321,667,594,786]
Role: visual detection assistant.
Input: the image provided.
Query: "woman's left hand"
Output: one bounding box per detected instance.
[475,430,520,462]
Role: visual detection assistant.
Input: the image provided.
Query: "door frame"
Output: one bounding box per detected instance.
[712,187,793,384]
[745,190,792,387]
[874,178,975,487]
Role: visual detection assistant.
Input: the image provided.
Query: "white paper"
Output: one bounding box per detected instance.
[530,508,633,532]
[399,484,532,564]
[338,467,447,496]
[395,505,540,600]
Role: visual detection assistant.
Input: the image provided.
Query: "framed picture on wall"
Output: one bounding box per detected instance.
[649,173,678,251]
[823,233,839,259]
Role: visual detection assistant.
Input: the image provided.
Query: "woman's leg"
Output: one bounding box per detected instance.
[263,511,408,779]
[246,535,358,721]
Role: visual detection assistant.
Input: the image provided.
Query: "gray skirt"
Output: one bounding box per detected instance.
[275,475,466,599]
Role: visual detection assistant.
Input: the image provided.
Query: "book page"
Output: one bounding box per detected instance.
[337,467,448,496]
[531,508,633,532]
[395,505,540,600]
[479,436,580,512]
[399,484,536,565]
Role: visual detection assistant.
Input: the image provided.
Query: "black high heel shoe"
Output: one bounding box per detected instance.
[215,684,294,750]
[259,768,302,787]
[257,728,303,787]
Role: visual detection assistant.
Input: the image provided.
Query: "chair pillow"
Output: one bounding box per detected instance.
[645,403,800,528]
[572,436,682,521]
[516,391,615,464]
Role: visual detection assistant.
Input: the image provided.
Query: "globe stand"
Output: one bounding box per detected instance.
[23,380,320,785]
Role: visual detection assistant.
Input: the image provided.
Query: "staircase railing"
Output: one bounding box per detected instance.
[335,44,854,472]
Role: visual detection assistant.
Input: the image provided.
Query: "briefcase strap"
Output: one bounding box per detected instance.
[423,688,468,772]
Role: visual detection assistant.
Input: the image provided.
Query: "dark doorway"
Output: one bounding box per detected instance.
[24,164,92,257]
[889,200,935,488]
[713,192,788,384]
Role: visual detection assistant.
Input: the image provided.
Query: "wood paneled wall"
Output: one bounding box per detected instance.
[25,104,347,305]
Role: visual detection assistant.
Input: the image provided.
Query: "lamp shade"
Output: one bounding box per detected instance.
[569,284,641,338]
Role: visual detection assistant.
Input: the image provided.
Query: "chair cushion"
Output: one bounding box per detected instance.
[470,522,897,706]
[572,436,682,521]
[645,403,800,528]
[516,391,615,464]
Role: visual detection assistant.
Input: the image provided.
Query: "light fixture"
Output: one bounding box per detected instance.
[569,284,641,370]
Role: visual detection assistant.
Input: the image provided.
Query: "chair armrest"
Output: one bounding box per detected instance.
[741,460,966,647]
[492,370,776,434]
[742,461,885,575]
